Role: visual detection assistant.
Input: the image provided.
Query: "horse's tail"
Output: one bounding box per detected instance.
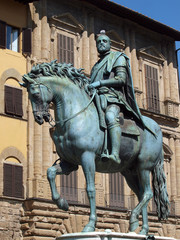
[152,150,170,220]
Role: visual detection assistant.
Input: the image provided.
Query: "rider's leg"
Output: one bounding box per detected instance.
[105,104,121,164]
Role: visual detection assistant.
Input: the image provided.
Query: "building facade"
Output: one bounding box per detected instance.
[0,0,180,239]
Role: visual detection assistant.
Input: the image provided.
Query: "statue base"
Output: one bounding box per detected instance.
[56,230,176,240]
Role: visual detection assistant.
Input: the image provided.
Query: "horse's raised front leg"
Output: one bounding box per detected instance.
[130,169,153,234]
[81,151,96,232]
[47,160,78,211]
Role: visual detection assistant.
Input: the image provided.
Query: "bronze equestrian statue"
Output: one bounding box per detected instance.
[21,32,169,235]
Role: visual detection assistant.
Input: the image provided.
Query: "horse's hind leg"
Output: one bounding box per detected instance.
[129,169,153,235]
[47,160,78,211]
[81,151,96,232]
[123,171,148,234]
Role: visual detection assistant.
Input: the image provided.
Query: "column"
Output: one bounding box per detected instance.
[130,29,139,89]
[89,14,97,71]
[168,43,176,102]
[41,0,50,62]
[32,2,41,60]
[162,42,170,100]
[82,11,90,74]
[124,27,131,60]
[169,135,177,199]
[175,138,180,197]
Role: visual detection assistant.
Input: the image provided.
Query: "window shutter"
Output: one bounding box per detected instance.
[5,86,14,115]
[4,163,23,198]
[109,173,124,208]
[14,88,23,117]
[22,28,32,54]
[0,20,6,49]
[5,86,23,117]
[57,33,74,65]
[145,64,160,113]
[14,165,23,198]
[3,163,13,197]
[60,171,78,203]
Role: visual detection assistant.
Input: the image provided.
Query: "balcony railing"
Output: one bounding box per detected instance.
[142,97,165,115]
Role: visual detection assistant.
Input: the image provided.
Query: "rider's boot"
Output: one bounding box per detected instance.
[108,123,121,164]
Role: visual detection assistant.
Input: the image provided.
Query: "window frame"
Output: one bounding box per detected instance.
[0,20,31,54]
[6,24,20,52]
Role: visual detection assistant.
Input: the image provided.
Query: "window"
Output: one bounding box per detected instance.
[57,33,74,64]
[0,20,31,53]
[3,162,23,198]
[109,172,124,208]
[145,64,160,113]
[60,171,78,203]
[5,85,23,117]
[6,25,19,52]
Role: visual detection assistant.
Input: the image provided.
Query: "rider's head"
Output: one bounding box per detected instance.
[96,30,111,55]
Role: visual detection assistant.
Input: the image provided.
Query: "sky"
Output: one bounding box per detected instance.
[111,0,180,50]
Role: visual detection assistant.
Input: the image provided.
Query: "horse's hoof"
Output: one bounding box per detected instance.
[139,227,149,235]
[129,221,139,232]
[56,198,69,211]
[82,226,95,232]
[82,222,95,232]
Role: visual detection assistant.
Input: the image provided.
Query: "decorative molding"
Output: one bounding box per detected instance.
[49,13,84,34]
[137,46,166,64]
[140,108,179,128]
[163,142,173,162]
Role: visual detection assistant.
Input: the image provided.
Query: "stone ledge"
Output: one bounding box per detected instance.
[57,231,176,240]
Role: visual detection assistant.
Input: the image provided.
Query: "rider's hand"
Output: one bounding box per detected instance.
[88,81,101,90]
[88,84,95,90]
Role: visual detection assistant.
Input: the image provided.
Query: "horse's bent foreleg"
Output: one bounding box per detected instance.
[81,151,96,232]
[47,160,78,211]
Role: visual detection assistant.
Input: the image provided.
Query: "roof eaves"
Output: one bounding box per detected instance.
[81,0,180,41]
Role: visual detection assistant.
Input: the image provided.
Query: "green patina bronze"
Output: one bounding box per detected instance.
[21,32,169,235]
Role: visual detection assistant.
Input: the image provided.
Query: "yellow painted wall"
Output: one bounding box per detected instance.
[0,116,27,159]
[0,0,27,76]
[0,0,27,161]
[0,0,27,27]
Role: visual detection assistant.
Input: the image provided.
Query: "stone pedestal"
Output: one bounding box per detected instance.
[57,231,176,240]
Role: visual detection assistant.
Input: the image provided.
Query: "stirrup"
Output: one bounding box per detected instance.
[101,149,110,162]
[109,154,121,164]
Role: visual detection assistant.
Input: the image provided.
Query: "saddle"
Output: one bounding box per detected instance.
[120,115,140,136]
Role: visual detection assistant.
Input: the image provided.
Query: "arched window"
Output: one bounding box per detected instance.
[3,157,24,198]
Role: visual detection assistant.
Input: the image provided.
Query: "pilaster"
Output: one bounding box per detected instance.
[169,135,177,200]
[130,30,139,89]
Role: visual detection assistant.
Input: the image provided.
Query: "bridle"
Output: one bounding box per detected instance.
[32,82,96,128]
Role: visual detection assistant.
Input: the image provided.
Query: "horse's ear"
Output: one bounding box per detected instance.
[22,74,36,85]
[19,82,28,88]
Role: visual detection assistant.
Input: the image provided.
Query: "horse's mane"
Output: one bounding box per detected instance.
[27,60,89,88]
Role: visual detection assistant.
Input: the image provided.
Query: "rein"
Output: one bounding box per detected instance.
[48,89,96,128]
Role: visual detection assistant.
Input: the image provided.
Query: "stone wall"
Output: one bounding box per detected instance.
[0,198,23,240]
[21,199,180,240]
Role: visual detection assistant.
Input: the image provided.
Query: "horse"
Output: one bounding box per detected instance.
[21,60,169,235]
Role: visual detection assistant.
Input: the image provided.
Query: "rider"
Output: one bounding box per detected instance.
[88,30,146,164]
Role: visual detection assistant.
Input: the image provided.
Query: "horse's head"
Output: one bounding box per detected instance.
[21,74,53,125]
